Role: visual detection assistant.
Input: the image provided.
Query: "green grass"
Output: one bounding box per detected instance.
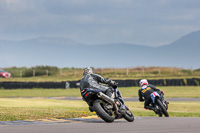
[119,86,200,98]
[125,101,200,117]
[0,76,81,82]
[0,86,199,121]
[0,98,94,121]
[0,88,81,98]
[0,98,199,121]
[0,86,199,98]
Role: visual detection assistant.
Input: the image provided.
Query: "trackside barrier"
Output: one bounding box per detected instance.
[0,81,80,89]
[0,78,199,89]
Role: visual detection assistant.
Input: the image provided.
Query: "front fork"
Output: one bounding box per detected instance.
[159,93,169,110]
[163,101,169,110]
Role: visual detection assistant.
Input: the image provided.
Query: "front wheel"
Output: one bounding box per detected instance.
[93,100,115,122]
[123,106,134,122]
[156,99,169,117]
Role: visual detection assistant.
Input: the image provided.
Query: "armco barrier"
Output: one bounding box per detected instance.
[0,78,199,89]
[187,78,200,86]
[148,79,165,86]
[165,79,186,86]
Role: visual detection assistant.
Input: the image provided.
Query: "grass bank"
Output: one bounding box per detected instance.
[0,86,200,98]
[125,101,200,117]
[119,86,200,98]
[0,98,199,121]
[0,86,199,121]
[0,98,93,121]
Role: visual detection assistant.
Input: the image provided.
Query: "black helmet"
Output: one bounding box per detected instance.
[83,67,95,76]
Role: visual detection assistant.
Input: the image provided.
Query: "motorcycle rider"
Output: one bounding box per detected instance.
[138,79,164,113]
[80,67,116,111]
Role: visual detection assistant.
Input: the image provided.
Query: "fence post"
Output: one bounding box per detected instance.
[142,67,145,76]
[174,67,176,75]
[60,69,62,76]
[46,69,48,76]
[126,68,129,75]
[159,68,161,75]
[20,70,22,78]
[73,68,76,76]
[33,70,35,77]
[191,66,193,75]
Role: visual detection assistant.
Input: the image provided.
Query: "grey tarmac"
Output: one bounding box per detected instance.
[0,117,200,133]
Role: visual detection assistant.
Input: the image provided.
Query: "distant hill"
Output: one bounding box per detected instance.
[156,30,200,69]
[0,30,200,69]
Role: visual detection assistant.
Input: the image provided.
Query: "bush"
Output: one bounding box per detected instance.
[24,66,59,77]
[152,71,159,74]
[181,70,192,74]
[4,67,27,77]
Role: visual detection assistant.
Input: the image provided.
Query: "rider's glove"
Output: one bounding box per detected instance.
[139,97,144,102]
[105,78,111,83]
[109,80,117,86]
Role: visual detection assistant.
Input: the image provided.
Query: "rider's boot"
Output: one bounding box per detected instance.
[145,105,159,114]
[89,106,93,112]
[153,106,161,114]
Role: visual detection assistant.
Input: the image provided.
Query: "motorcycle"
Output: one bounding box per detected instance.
[150,91,169,117]
[80,83,134,123]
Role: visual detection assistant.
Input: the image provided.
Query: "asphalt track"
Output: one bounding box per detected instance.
[0,117,200,133]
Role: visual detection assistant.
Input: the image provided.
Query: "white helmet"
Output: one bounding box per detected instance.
[83,67,95,76]
[139,79,148,87]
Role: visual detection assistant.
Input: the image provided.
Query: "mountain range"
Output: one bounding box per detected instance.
[0,30,200,69]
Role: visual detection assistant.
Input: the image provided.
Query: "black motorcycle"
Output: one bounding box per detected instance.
[80,84,134,122]
[150,91,169,117]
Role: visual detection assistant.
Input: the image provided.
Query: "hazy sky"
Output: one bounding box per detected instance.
[0,0,200,46]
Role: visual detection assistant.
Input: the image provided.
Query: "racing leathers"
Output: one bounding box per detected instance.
[138,84,162,111]
[80,73,114,97]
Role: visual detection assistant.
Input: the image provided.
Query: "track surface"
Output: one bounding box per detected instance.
[0,117,200,133]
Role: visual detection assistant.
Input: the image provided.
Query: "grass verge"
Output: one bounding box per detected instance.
[0,98,93,121]
[120,86,200,98]
[125,101,200,117]
[0,98,199,121]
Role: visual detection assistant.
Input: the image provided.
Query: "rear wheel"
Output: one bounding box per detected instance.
[93,100,115,122]
[156,99,169,117]
[123,106,134,122]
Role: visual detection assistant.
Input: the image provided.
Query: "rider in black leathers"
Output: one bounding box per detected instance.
[80,67,115,97]
[80,67,116,111]
[80,67,116,112]
[138,79,163,112]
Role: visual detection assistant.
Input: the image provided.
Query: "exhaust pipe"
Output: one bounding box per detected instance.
[97,92,120,115]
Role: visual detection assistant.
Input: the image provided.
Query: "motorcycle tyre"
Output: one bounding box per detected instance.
[93,99,115,123]
[123,107,134,122]
[156,99,169,117]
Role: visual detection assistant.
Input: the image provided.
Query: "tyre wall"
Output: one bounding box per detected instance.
[0,78,199,89]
